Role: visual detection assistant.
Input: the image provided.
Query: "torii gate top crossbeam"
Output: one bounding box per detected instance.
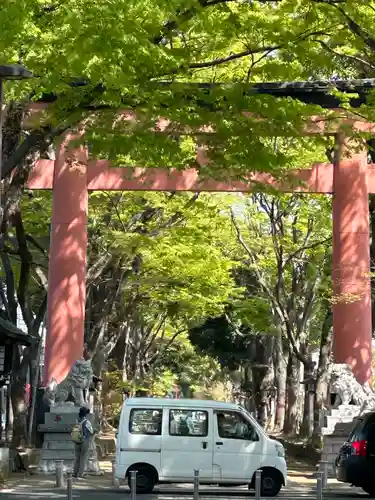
[28,159,375,194]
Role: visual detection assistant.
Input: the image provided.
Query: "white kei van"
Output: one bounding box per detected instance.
[115,398,287,496]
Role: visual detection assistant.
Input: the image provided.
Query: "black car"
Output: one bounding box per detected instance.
[335,412,375,496]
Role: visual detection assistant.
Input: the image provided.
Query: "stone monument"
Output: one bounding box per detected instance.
[322,363,375,475]
[37,358,103,475]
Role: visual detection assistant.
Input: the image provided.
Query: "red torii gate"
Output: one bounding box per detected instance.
[24,86,375,387]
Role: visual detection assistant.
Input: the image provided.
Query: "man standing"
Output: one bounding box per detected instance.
[72,406,94,479]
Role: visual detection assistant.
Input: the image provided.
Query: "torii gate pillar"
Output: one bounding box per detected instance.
[43,137,88,386]
[332,137,372,384]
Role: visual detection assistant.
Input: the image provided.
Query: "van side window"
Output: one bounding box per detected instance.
[216,411,258,441]
[129,409,162,435]
[169,409,208,437]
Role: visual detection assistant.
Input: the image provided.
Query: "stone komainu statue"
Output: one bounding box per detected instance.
[44,358,93,407]
[330,363,375,411]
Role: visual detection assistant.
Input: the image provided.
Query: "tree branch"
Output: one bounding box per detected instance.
[32,295,47,336]
[326,2,375,53]
[231,203,310,366]
[202,0,237,6]
[86,252,113,284]
[2,126,67,179]
[189,45,281,69]
[149,328,186,366]
[282,237,331,271]
[317,40,375,70]
[25,234,48,256]
[142,314,168,358]
[13,210,34,331]
[34,265,48,289]
[230,209,278,303]
[152,0,238,45]
[0,252,17,323]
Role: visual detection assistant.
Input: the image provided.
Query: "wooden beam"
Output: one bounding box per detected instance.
[27,159,336,193]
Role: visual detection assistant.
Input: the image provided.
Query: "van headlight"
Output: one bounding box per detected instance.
[275,443,285,458]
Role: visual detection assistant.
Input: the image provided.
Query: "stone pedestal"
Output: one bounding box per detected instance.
[321,404,362,476]
[37,404,102,475]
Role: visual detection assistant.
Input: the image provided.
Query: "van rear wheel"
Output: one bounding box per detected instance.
[128,466,155,494]
[257,468,282,497]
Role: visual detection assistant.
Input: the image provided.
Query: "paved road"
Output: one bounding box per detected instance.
[0,483,370,500]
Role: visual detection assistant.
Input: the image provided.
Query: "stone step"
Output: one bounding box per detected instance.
[38,459,75,473]
[41,444,97,457]
[322,426,351,436]
[43,433,73,441]
[45,441,75,450]
[38,458,102,475]
[324,415,359,427]
[335,422,355,432]
[38,424,73,433]
[325,408,340,417]
[41,449,75,460]
[323,442,343,454]
[324,435,346,442]
[323,421,355,435]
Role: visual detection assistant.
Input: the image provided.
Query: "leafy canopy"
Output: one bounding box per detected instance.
[89,190,240,326]
[4,0,369,178]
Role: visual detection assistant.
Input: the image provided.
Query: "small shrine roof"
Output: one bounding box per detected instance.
[0,316,37,345]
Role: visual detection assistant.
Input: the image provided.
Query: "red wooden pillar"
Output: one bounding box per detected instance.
[43,137,88,385]
[332,135,372,384]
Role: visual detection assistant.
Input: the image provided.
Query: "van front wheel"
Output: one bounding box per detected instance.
[128,466,155,494]
[259,469,282,497]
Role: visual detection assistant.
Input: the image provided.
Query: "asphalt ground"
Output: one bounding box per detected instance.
[0,473,369,500]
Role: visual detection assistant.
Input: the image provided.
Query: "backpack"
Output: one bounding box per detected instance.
[71,419,85,444]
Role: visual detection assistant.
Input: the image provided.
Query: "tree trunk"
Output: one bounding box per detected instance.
[312,304,333,448]
[11,381,28,449]
[300,386,310,437]
[11,345,31,448]
[300,352,315,438]
[122,324,130,381]
[5,385,12,442]
[27,355,38,446]
[242,365,255,412]
[274,333,287,432]
[251,334,275,429]
[0,387,4,440]
[283,350,300,436]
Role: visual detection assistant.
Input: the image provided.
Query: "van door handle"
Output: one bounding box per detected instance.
[216,441,223,445]
[202,441,208,449]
